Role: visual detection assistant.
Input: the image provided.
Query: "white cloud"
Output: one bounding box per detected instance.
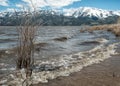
[16,4,23,8]
[0,0,9,6]
[22,0,81,9]
[47,0,80,8]
[5,8,15,12]
[22,0,48,9]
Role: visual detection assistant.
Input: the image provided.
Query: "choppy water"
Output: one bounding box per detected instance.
[0,26,120,85]
[0,26,117,55]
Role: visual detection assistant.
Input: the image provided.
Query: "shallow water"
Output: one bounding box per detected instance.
[0,26,117,55]
[0,26,120,85]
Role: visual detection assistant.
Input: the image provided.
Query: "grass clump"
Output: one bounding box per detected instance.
[87,24,120,37]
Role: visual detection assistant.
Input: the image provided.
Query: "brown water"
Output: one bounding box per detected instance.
[0,26,120,85]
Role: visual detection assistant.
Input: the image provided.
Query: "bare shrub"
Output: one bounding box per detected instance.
[16,26,36,77]
[15,4,40,78]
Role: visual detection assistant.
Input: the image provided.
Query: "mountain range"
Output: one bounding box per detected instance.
[63,7,120,18]
[0,7,120,26]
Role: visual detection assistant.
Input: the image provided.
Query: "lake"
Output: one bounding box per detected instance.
[0,26,119,85]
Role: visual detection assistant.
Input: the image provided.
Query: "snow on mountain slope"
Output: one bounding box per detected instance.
[0,7,120,19]
[63,7,120,18]
[0,12,8,17]
[113,11,120,16]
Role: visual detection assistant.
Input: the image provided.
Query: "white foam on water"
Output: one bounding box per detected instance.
[0,67,15,71]
[0,63,8,66]
[95,38,108,43]
[2,42,120,86]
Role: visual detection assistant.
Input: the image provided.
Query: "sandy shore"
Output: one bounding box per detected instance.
[33,45,120,86]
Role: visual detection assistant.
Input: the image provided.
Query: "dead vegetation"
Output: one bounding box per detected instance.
[82,24,120,37]
[16,25,36,77]
[15,1,41,78]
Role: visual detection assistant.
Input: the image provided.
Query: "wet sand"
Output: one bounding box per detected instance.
[33,46,120,86]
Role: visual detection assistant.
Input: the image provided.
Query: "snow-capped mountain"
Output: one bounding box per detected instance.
[0,7,120,18]
[0,7,120,26]
[63,7,120,18]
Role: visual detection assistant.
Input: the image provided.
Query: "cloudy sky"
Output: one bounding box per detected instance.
[0,0,120,11]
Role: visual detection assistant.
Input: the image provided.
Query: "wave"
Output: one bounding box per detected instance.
[1,42,119,85]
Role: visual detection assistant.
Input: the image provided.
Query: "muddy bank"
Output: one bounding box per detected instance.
[33,45,120,86]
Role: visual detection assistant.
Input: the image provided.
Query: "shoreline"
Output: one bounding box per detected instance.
[33,45,120,86]
[0,42,119,85]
